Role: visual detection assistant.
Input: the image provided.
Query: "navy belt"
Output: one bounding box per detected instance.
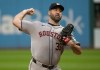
[32,57,55,69]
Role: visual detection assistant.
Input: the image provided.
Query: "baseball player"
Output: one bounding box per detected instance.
[13,3,81,70]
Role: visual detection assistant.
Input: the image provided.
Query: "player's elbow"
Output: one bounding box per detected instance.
[12,18,18,26]
[67,39,82,55]
[72,47,82,55]
[12,18,21,29]
[70,43,82,55]
[74,49,82,55]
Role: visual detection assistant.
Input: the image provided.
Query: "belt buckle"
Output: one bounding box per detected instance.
[42,64,54,69]
[48,65,54,69]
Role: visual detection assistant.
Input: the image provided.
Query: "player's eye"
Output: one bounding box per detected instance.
[54,8,62,13]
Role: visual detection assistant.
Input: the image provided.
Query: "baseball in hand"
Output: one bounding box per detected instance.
[27,8,35,15]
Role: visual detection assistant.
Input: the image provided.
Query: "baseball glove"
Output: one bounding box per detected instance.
[60,24,74,45]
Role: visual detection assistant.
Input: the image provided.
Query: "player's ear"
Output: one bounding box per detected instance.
[48,11,50,16]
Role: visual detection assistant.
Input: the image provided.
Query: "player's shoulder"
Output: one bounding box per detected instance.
[32,21,45,25]
[33,21,42,24]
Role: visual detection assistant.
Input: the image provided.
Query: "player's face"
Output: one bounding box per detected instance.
[49,8,62,23]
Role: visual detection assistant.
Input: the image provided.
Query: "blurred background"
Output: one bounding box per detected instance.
[0,0,100,70]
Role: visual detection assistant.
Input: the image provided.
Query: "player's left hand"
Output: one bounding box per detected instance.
[60,24,74,45]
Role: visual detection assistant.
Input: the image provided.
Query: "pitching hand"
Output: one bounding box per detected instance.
[23,8,35,15]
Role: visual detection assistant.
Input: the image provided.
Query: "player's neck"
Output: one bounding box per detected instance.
[48,18,60,26]
[48,22,60,26]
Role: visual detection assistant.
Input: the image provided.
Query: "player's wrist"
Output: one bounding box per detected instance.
[22,9,28,14]
[63,37,71,44]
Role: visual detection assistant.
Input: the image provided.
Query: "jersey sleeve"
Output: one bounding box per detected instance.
[20,20,41,34]
[20,20,33,34]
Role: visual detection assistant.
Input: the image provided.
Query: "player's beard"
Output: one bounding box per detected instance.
[49,13,62,23]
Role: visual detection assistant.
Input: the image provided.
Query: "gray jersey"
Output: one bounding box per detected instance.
[21,20,77,65]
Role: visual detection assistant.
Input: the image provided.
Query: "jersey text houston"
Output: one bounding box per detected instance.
[39,30,61,40]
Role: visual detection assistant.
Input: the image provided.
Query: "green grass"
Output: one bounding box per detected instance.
[0,49,31,70]
[0,49,100,70]
[59,49,100,70]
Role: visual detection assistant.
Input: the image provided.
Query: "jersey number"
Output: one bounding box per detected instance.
[56,43,63,51]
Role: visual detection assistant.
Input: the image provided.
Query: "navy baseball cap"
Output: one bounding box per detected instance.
[49,3,64,12]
